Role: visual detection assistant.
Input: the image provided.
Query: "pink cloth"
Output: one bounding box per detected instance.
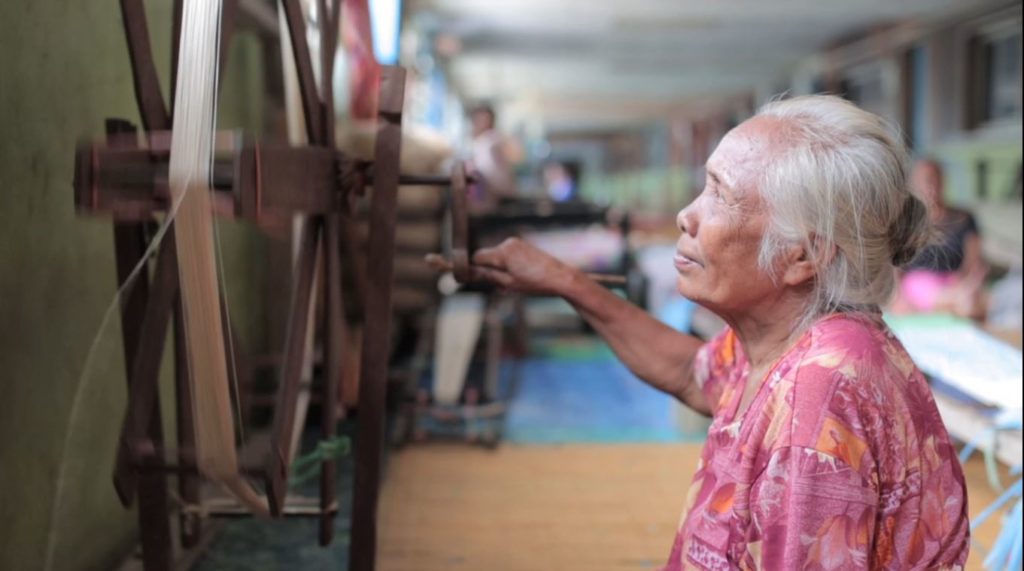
[900,270,958,312]
[663,313,969,570]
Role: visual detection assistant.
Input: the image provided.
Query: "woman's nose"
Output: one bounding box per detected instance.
[677,203,698,237]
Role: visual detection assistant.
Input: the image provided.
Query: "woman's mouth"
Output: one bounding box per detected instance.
[674,252,700,270]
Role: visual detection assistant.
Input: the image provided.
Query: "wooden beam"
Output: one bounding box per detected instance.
[75,144,466,221]
[173,294,202,548]
[449,163,471,284]
[320,0,341,150]
[349,65,406,571]
[111,224,173,571]
[320,214,344,545]
[107,119,172,571]
[239,0,281,38]
[171,0,182,112]
[74,144,340,219]
[266,218,322,515]
[219,0,240,83]
[113,231,179,506]
[280,0,325,144]
[119,0,171,131]
[316,17,343,540]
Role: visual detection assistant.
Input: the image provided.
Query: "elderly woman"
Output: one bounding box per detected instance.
[468,96,969,569]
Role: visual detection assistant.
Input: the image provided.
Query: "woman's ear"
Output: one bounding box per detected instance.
[781,235,834,286]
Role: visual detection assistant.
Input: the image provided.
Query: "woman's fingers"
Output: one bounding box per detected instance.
[470,266,514,288]
[424,253,453,272]
[471,246,508,270]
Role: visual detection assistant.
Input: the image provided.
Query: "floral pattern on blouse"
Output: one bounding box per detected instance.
[663,313,970,570]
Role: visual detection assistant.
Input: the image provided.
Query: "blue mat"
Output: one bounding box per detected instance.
[504,342,702,444]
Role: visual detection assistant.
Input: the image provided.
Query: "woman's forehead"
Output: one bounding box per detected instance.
[708,117,784,191]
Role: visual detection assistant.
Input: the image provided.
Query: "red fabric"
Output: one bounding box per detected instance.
[341,0,379,120]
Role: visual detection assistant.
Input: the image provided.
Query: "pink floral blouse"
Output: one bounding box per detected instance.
[663,313,970,570]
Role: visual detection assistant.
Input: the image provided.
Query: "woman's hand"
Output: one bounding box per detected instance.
[470,237,579,296]
[471,238,709,413]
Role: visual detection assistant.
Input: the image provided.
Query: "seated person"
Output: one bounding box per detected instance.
[892,158,987,319]
[466,103,517,213]
[542,161,578,202]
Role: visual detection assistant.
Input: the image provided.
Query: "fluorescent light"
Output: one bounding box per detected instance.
[370,0,402,65]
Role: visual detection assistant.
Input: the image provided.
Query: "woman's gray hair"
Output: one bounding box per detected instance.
[754,95,930,323]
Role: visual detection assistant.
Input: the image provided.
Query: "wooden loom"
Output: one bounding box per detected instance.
[71,1,472,570]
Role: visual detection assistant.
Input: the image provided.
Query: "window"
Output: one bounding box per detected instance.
[966,17,1022,128]
[904,45,929,151]
[839,60,901,124]
[986,32,1022,121]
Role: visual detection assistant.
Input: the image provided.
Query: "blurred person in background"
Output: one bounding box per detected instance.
[542,161,579,202]
[466,103,518,212]
[465,96,969,570]
[892,158,988,320]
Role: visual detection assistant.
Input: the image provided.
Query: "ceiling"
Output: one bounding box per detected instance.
[406,0,1007,133]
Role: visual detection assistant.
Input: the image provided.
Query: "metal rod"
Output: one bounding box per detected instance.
[424,253,628,286]
[92,154,466,191]
[393,173,478,187]
[185,498,342,519]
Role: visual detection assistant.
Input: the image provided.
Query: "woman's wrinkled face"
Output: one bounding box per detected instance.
[674,117,786,314]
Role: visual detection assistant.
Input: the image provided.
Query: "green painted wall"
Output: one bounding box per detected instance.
[934,141,1023,205]
[935,139,1023,266]
[0,2,269,570]
[580,166,691,215]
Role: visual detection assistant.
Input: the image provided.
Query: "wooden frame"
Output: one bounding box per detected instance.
[69,2,465,570]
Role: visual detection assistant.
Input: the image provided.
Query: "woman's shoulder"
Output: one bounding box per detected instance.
[784,313,916,417]
[800,312,894,365]
[779,314,925,471]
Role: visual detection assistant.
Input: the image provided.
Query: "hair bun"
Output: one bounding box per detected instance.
[891,242,917,266]
[888,193,930,266]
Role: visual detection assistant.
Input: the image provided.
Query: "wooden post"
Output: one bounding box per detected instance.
[108,119,172,571]
[266,218,323,515]
[317,0,344,545]
[349,65,406,571]
[174,295,202,548]
[320,215,344,545]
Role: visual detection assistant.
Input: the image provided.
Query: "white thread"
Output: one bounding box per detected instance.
[43,0,244,565]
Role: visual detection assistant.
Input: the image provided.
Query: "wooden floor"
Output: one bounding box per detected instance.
[379,443,1008,571]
